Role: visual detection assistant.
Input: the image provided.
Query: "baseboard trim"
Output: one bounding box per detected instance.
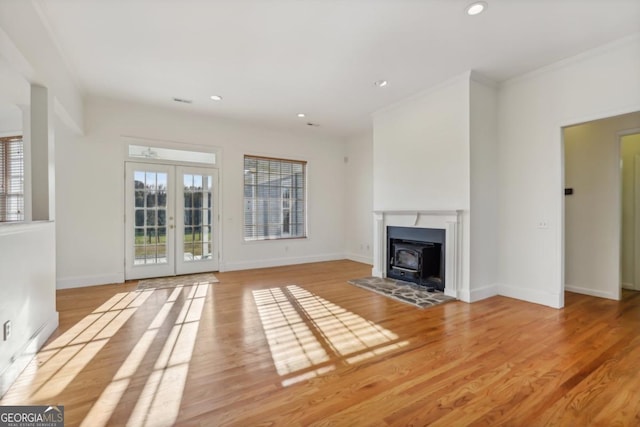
[57,273,124,289]
[222,253,346,272]
[565,285,618,300]
[0,311,59,397]
[345,253,373,266]
[496,283,563,308]
[458,284,498,303]
[622,282,635,290]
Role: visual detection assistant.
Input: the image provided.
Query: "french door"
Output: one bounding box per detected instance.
[125,162,219,280]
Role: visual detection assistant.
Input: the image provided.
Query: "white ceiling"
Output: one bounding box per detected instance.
[35,0,640,137]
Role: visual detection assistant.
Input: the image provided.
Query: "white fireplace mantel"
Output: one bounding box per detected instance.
[372,209,463,299]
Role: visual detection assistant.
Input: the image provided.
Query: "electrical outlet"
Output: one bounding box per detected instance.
[537,221,549,229]
[3,320,11,341]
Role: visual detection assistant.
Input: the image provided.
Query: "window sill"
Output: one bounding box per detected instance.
[243,236,308,243]
[0,220,54,236]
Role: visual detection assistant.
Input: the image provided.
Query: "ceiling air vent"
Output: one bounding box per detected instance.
[306,122,320,127]
[172,97,193,104]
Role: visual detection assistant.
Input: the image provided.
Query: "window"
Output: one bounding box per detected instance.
[128,144,216,164]
[244,155,306,240]
[0,136,24,222]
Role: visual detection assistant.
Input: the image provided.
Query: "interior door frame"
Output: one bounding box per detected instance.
[634,152,640,290]
[124,157,221,280]
[617,128,640,292]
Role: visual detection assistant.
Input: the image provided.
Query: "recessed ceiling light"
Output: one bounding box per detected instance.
[466,1,487,16]
[210,95,223,101]
[374,79,388,88]
[297,113,306,118]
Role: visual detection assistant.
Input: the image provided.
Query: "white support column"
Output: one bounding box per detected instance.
[30,84,55,221]
[20,104,32,221]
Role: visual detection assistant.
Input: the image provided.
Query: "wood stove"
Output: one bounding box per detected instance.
[387,226,445,291]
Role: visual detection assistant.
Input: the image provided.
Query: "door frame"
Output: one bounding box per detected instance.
[634,153,640,290]
[124,157,221,280]
[618,128,640,292]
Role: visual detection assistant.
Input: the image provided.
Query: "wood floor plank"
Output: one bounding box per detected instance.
[2,261,639,426]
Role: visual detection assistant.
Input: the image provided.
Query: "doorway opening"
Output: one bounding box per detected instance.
[562,112,640,300]
[620,131,640,291]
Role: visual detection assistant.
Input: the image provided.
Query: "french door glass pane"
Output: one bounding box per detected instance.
[133,170,169,265]
[183,173,213,262]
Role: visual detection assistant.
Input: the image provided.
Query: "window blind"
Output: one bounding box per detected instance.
[243,155,306,240]
[0,136,24,222]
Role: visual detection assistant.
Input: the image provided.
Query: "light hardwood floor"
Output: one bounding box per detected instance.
[2,260,639,426]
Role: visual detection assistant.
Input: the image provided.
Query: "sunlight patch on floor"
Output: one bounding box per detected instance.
[80,286,184,427]
[253,285,408,387]
[1,290,154,403]
[253,287,330,377]
[126,283,208,427]
[288,285,400,356]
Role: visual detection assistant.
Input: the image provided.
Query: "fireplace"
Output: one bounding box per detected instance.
[387,226,445,291]
[373,210,461,299]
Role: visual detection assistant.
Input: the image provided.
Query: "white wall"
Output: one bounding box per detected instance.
[621,132,640,288]
[373,74,470,211]
[55,96,347,287]
[469,77,499,300]
[344,131,373,265]
[54,113,124,287]
[0,103,22,136]
[564,113,640,299]
[0,58,30,119]
[497,35,640,308]
[0,222,58,396]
